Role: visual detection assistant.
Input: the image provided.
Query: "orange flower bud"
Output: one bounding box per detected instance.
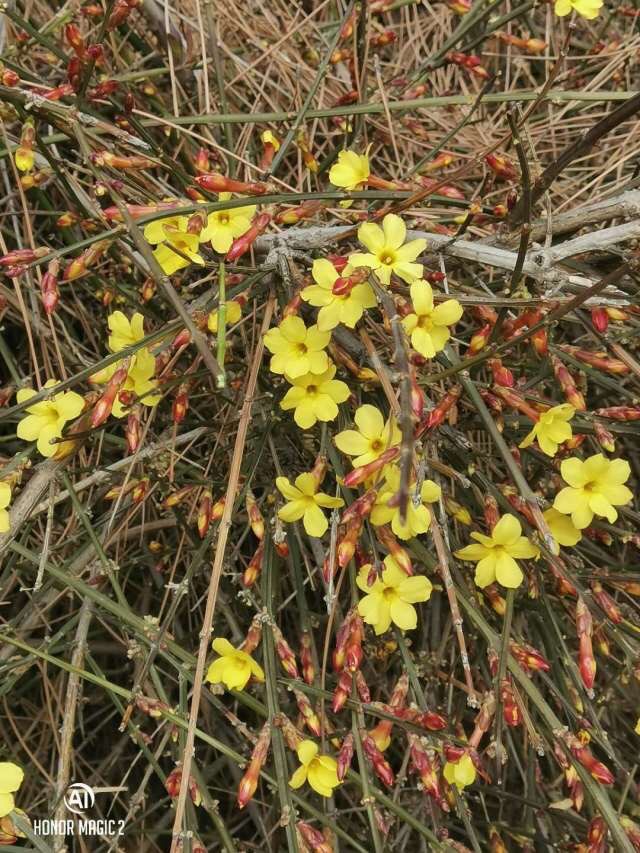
[195,174,267,194]
[468,322,492,355]
[489,358,514,387]
[194,147,211,175]
[1,69,20,86]
[272,625,299,679]
[484,583,506,615]
[355,670,370,703]
[41,258,60,315]
[591,307,609,332]
[524,37,547,54]
[237,721,271,808]
[273,713,303,750]
[107,0,133,28]
[242,541,264,588]
[605,306,629,322]
[343,447,399,487]
[483,496,500,532]
[501,678,521,727]
[374,524,413,574]
[126,405,142,453]
[337,733,354,781]
[361,730,394,786]
[594,405,640,421]
[345,615,364,673]
[510,641,550,672]
[172,384,189,424]
[132,478,149,504]
[297,822,334,853]
[298,631,315,685]
[165,767,201,806]
[593,420,615,453]
[294,689,322,736]
[163,486,195,509]
[275,200,325,225]
[558,345,629,376]
[409,736,448,809]
[197,490,212,539]
[90,151,155,170]
[485,153,518,181]
[489,826,508,853]
[332,669,352,713]
[92,359,130,427]
[551,354,586,411]
[568,740,614,785]
[0,247,48,267]
[416,385,461,436]
[246,490,265,540]
[63,239,110,281]
[210,496,225,521]
[226,213,271,262]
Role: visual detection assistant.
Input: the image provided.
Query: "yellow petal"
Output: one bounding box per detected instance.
[303,502,329,537]
[0,763,23,795]
[0,792,14,818]
[491,514,521,546]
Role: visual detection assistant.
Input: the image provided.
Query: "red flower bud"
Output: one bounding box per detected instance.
[226,213,271,262]
[195,174,267,194]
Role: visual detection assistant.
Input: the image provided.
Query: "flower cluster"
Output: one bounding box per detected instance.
[143,192,257,275]
[91,311,160,417]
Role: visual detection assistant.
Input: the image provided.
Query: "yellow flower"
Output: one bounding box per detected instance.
[520,404,575,457]
[280,363,350,429]
[357,556,432,634]
[205,638,264,691]
[289,740,341,798]
[155,228,204,275]
[349,214,425,285]
[144,215,204,275]
[207,300,242,333]
[636,718,640,735]
[0,482,10,534]
[261,130,280,151]
[543,507,582,549]
[92,348,160,416]
[329,149,370,191]
[455,513,537,589]
[302,259,376,331]
[143,214,186,245]
[554,0,602,19]
[14,148,34,173]
[16,379,85,457]
[335,404,401,467]
[402,281,463,358]
[107,311,146,352]
[276,473,344,537]
[263,316,331,379]
[443,754,476,791]
[0,763,24,818]
[370,466,441,540]
[200,193,257,254]
[553,454,632,529]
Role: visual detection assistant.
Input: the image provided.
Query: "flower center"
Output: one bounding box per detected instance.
[379,251,396,266]
[382,587,397,601]
[306,385,318,395]
[417,315,433,330]
[218,213,230,224]
[370,438,383,452]
[296,343,308,355]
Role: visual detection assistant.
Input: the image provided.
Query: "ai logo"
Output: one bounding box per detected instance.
[63,783,95,815]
